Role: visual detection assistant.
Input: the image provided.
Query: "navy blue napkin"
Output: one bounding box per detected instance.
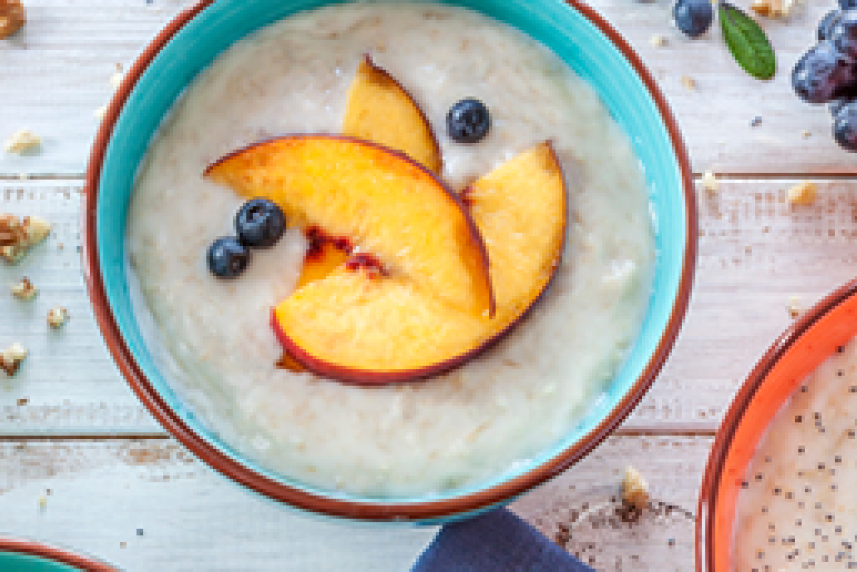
[411,508,594,571]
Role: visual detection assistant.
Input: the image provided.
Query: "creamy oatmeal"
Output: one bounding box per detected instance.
[732,338,857,570]
[127,2,655,496]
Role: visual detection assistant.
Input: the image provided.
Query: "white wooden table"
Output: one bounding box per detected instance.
[1,1,852,569]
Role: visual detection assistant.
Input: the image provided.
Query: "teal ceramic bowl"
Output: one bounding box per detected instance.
[0,536,115,571]
[83,0,696,522]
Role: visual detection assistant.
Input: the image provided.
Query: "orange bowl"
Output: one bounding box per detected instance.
[696,279,857,570]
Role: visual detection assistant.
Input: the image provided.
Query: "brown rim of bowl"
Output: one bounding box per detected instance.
[694,278,857,571]
[0,536,116,571]
[82,0,697,521]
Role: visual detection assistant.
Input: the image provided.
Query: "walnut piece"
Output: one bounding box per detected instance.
[787,181,817,206]
[47,306,69,329]
[0,342,28,376]
[4,129,40,154]
[622,465,650,510]
[0,0,25,39]
[0,214,51,264]
[11,276,36,300]
[751,0,799,18]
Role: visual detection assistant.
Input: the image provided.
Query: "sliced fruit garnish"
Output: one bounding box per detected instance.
[463,140,566,324]
[343,55,442,173]
[271,141,567,384]
[272,267,495,383]
[206,135,494,317]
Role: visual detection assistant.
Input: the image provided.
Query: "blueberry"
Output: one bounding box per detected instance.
[831,11,857,61]
[446,99,490,143]
[834,100,857,151]
[819,10,842,42]
[830,97,857,117]
[235,199,285,248]
[673,0,714,38]
[208,237,250,278]
[792,42,857,104]
[838,0,857,10]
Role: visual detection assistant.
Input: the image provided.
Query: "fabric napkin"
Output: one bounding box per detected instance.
[411,508,594,571]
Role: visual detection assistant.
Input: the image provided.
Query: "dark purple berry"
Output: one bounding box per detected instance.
[673,0,714,38]
[831,11,857,61]
[830,97,857,117]
[819,10,842,42]
[208,237,250,278]
[792,42,857,104]
[834,101,857,151]
[235,199,285,249]
[447,99,490,143]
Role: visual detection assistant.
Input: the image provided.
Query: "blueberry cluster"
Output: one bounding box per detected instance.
[673,0,714,38]
[207,199,286,278]
[792,3,857,151]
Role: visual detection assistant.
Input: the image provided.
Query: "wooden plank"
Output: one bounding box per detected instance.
[0,0,187,177]
[0,438,438,571]
[0,0,851,177]
[0,435,705,570]
[512,435,710,571]
[0,180,160,435]
[623,177,857,432]
[4,178,857,435]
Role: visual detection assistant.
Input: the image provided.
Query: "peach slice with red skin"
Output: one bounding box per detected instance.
[271,141,567,384]
[343,55,442,173]
[205,135,494,318]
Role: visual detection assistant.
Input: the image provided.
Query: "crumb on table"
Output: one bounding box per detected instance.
[786,181,817,206]
[622,465,650,510]
[4,129,41,154]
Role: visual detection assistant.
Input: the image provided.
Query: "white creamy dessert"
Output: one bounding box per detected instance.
[127,2,655,496]
[732,338,857,570]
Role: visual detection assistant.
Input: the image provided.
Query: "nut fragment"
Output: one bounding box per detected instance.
[4,129,40,154]
[681,76,696,91]
[0,213,51,264]
[786,181,817,206]
[787,295,803,318]
[47,306,69,329]
[0,342,28,376]
[649,35,667,48]
[11,277,36,300]
[622,465,650,511]
[0,0,25,39]
[701,170,719,193]
[751,0,799,18]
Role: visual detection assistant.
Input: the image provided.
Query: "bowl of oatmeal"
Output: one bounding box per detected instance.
[83,0,695,521]
[697,279,857,570]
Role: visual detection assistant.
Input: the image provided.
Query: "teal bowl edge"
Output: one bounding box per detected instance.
[94,0,692,520]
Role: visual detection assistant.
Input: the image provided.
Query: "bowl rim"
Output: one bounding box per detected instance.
[0,536,116,571]
[694,278,857,571]
[82,0,697,521]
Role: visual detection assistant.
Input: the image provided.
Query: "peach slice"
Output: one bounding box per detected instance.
[206,135,494,317]
[463,141,567,325]
[273,267,494,382]
[272,141,567,383]
[343,55,442,173]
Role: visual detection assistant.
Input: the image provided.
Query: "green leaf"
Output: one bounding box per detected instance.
[719,2,776,80]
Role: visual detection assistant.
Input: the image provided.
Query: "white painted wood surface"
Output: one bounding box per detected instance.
[2,0,855,569]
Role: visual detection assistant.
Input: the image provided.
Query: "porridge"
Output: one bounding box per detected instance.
[127,2,655,496]
[732,338,857,569]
